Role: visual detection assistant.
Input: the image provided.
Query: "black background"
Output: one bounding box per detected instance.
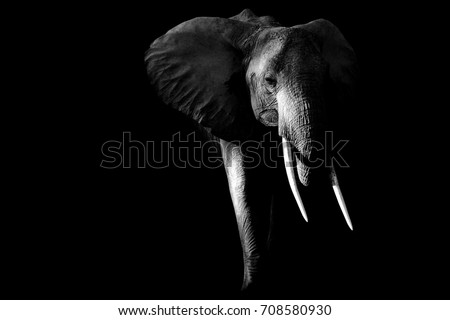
[6,2,446,299]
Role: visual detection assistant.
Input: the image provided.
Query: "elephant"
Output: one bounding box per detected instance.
[145,9,358,294]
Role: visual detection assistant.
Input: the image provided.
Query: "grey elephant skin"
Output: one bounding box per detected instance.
[145,9,358,295]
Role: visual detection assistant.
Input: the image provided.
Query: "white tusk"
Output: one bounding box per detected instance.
[330,167,353,230]
[282,137,308,222]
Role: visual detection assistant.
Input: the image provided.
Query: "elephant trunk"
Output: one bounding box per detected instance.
[277,85,325,186]
[277,85,353,230]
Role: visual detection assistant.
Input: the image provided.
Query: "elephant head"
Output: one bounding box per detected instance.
[145,9,358,293]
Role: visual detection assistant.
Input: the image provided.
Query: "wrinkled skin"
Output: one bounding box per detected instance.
[145,9,358,295]
[246,26,330,185]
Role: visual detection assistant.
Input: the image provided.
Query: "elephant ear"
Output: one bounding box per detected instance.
[145,17,258,140]
[298,19,359,102]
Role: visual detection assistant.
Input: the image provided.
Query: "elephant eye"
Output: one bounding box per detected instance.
[264,76,277,88]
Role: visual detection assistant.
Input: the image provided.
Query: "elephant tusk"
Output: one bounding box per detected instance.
[282,137,308,223]
[330,167,353,230]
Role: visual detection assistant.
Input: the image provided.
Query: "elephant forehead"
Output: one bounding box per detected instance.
[281,29,322,59]
[247,43,283,76]
[249,28,322,74]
